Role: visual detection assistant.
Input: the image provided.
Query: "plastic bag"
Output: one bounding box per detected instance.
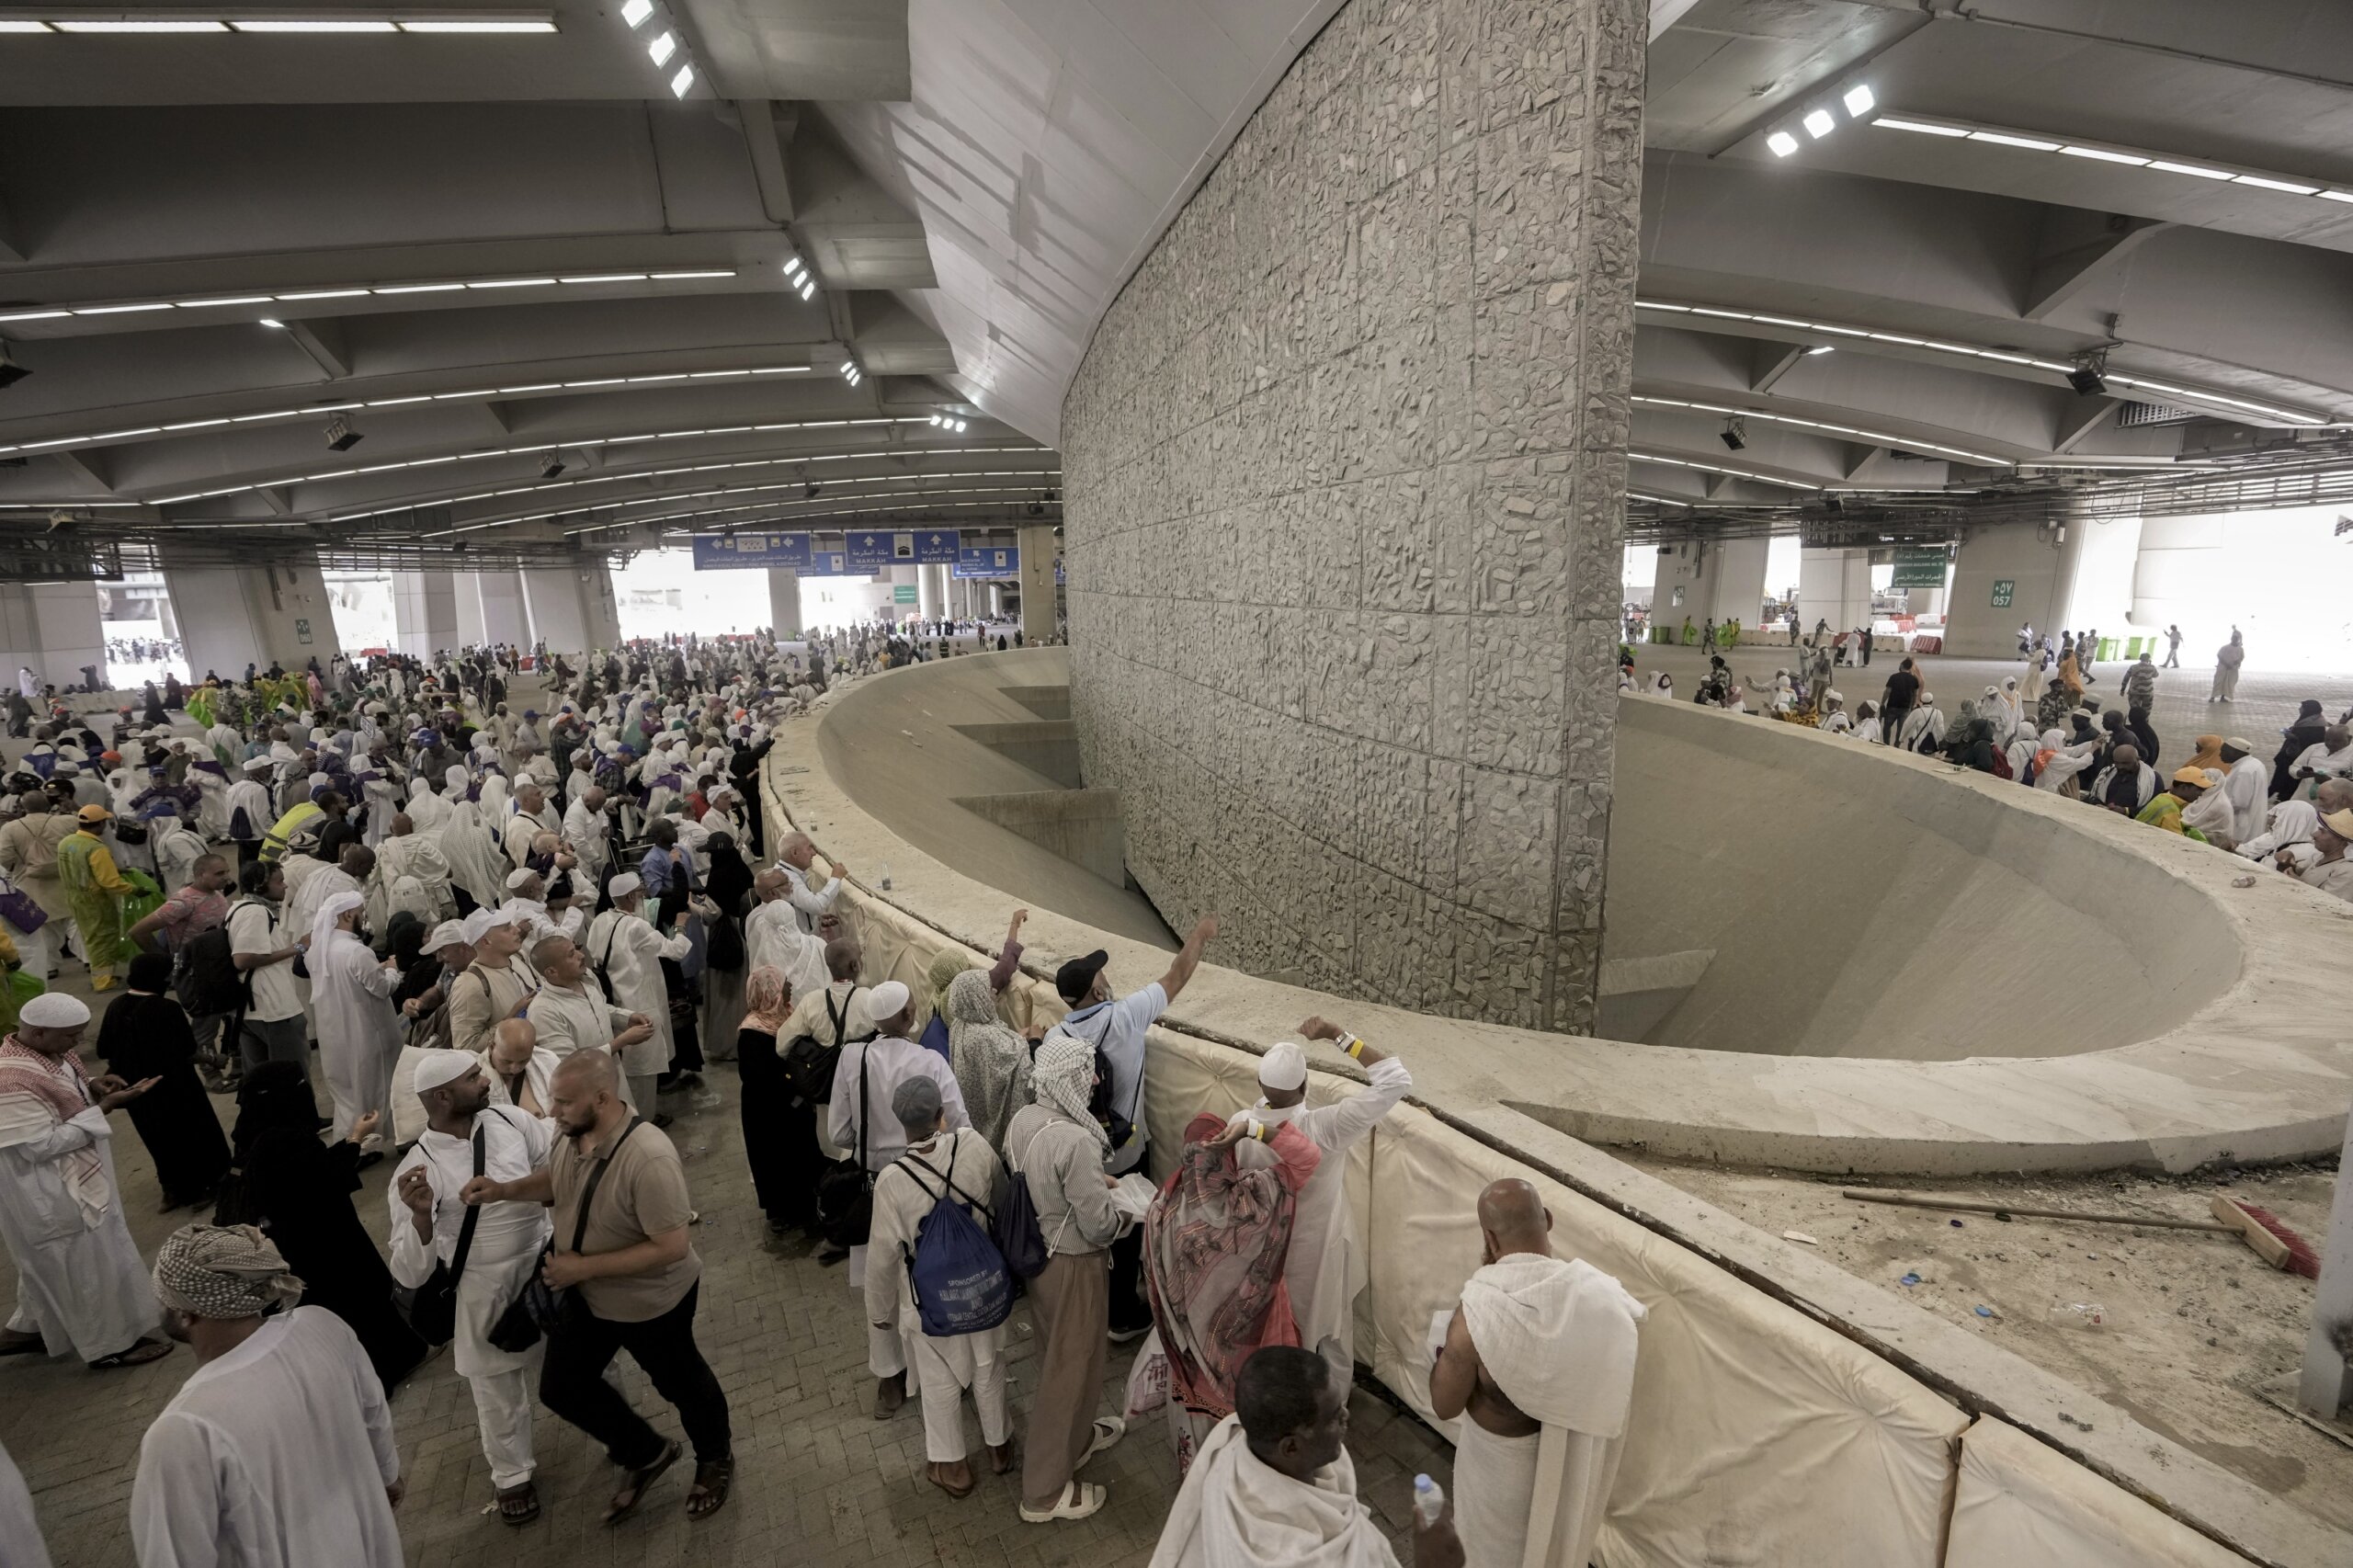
[1123,1327,1169,1420]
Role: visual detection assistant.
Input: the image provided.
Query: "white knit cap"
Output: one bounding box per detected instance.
[868,980,910,1019]
[1258,1040,1309,1092]
[413,1051,475,1095]
[504,868,537,891]
[607,871,642,899]
[18,993,91,1029]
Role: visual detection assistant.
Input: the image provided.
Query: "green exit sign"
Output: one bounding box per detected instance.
[1991,579,2015,608]
[892,584,918,604]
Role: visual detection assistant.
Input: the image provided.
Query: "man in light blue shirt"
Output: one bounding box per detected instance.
[1042,915,1218,1338]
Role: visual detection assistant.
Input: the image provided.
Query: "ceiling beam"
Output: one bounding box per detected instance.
[2023,212,2173,321]
[738,99,799,225]
[2053,397,2122,452]
[1749,343,1807,393]
[280,318,350,381]
[49,449,112,494]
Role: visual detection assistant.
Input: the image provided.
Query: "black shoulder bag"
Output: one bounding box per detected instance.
[493,1115,643,1352]
[396,1124,484,1346]
[815,1041,875,1247]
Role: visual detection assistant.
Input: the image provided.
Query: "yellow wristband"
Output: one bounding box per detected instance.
[1343,1033,1366,1060]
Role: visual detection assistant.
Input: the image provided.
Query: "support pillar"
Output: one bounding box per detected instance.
[469,570,529,649]
[2300,1114,2353,1417]
[392,570,460,661]
[767,567,803,637]
[1017,525,1059,642]
[163,550,343,678]
[519,567,591,654]
[1797,548,1872,641]
[0,582,106,693]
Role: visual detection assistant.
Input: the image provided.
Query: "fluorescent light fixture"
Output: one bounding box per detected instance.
[394,18,557,31]
[1766,131,1799,158]
[1805,345,1834,356]
[2147,159,2234,179]
[1874,116,1968,137]
[2318,189,2353,204]
[2234,174,2319,194]
[620,0,651,23]
[646,28,674,62]
[648,269,731,279]
[53,18,226,30]
[1969,131,2062,151]
[559,273,647,283]
[0,310,68,322]
[1841,84,1873,118]
[74,302,173,315]
[0,19,52,30]
[840,362,855,374]
[275,288,367,300]
[373,281,465,293]
[175,295,273,307]
[467,277,555,289]
[1802,108,1836,139]
[231,17,398,30]
[782,256,803,278]
[668,62,691,97]
[2060,145,2149,165]
[259,318,285,328]
[955,419,967,432]
[798,279,814,301]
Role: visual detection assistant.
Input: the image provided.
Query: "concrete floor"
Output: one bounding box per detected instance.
[1622,642,2353,765]
[0,961,1447,1568]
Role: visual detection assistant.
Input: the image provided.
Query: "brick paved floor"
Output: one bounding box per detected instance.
[0,980,1448,1568]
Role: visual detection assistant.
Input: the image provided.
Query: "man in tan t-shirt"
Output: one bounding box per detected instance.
[460,1050,731,1525]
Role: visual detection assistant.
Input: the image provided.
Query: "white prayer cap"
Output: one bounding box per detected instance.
[18,993,91,1029]
[422,919,467,954]
[460,905,524,945]
[868,980,910,1019]
[505,868,538,891]
[242,756,274,772]
[1258,1040,1309,1092]
[308,771,331,789]
[414,1051,475,1095]
[1824,689,1843,703]
[607,871,642,899]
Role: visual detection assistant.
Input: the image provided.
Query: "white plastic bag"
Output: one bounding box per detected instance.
[1123,1327,1169,1420]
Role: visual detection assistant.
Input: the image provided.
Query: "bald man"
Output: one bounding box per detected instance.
[1429,1180,1644,1568]
[743,868,829,1003]
[773,833,848,935]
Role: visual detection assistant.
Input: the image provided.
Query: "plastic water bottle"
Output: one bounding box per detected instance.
[1413,1474,1445,1528]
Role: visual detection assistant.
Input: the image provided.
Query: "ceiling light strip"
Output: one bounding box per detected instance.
[16,13,559,33]
[0,266,745,324]
[1868,111,2353,209]
[1631,394,2002,465]
[1634,298,2325,425]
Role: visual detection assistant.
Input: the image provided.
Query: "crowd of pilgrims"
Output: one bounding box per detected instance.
[1623,634,2353,901]
[0,623,1641,1568]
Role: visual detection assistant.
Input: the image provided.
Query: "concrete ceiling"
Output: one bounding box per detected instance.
[3,0,2351,562]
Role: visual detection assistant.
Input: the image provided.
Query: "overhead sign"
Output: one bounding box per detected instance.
[953,545,1018,579]
[892,584,918,604]
[805,550,851,577]
[912,528,960,563]
[845,529,961,568]
[1990,578,2015,608]
[1889,546,1950,589]
[689,532,813,570]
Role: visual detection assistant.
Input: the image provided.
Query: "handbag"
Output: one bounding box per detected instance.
[396,1123,484,1346]
[493,1116,643,1350]
[815,1041,875,1247]
[0,873,47,934]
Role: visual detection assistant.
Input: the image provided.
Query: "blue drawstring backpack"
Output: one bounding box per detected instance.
[897,1134,1015,1336]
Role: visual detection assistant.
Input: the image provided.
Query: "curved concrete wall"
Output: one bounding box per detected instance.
[1061,0,1646,1033]
[1603,698,2241,1060]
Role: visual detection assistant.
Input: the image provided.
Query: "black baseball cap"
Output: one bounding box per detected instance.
[1054,949,1110,1005]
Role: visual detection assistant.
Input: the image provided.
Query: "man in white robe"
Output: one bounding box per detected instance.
[283,844,367,961]
[775,832,848,933]
[502,867,585,947]
[561,784,611,890]
[583,873,693,1115]
[523,936,654,1103]
[0,1437,54,1567]
[1430,1179,1643,1568]
[0,994,171,1368]
[744,869,831,1004]
[1151,1345,1460,1568]
[2220,739,2270,846]
[389,1054,555,1522]
[1225,1019,1412,1371]
[306,891,403,1149]
[132,1224,403,1567]
[370,812,456,932]
[500,778,562,869]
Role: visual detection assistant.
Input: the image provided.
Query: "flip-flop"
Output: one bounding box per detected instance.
[926,1461,976,1500]
[602,1438,680,1526]
[86,1337,172,1371]
[686,1458,733,1520]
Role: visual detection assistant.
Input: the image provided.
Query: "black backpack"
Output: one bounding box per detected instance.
[781,986,871,1105]
[175,900,257,1019]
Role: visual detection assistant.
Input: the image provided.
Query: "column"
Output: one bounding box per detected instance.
[915,562,947,622]
[519,567,591,654]
[1017,524,1059,642]
[469,570,529,647]
[767,567,803,637]
[582,562,621,651]
[392,569,460,660]
[163,550,343,677]
[1704,538,1770,629]
[1946,519,2086,657]
[0,582,106,692]
[1797,548,1872,640]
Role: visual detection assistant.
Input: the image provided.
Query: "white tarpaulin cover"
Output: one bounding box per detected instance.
[1947,1415,2250,1568]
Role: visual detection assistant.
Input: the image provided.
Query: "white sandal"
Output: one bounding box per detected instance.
[1019,1481,1106,1523]
[1080,1416,1125,1464]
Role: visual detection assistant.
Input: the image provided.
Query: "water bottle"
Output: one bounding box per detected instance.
[879,861,893,891]
[1413,1474,1445,1528]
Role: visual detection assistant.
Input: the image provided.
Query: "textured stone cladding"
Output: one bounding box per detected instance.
[1061,0,1643,1032]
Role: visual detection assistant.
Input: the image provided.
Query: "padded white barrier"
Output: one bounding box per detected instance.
[837,882,1977,1568]
[1947,1416,2251,1568]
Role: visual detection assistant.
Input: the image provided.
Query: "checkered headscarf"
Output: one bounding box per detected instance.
[153,1224,305,1319]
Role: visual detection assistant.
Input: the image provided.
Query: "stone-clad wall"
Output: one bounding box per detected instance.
[1061,0,1643,1032]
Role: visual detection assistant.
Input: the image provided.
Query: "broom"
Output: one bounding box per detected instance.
[2210,1195,2321,1279]
[1840,1189,2320,1278]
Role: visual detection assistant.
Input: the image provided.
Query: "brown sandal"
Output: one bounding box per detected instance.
[602,1438,679,1526]
[986,1439,1016,1475]
[87,1337,173,1371]
[496,1481,540,1527]
[686,1457,733,1519]
[927,1460,976,1499]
